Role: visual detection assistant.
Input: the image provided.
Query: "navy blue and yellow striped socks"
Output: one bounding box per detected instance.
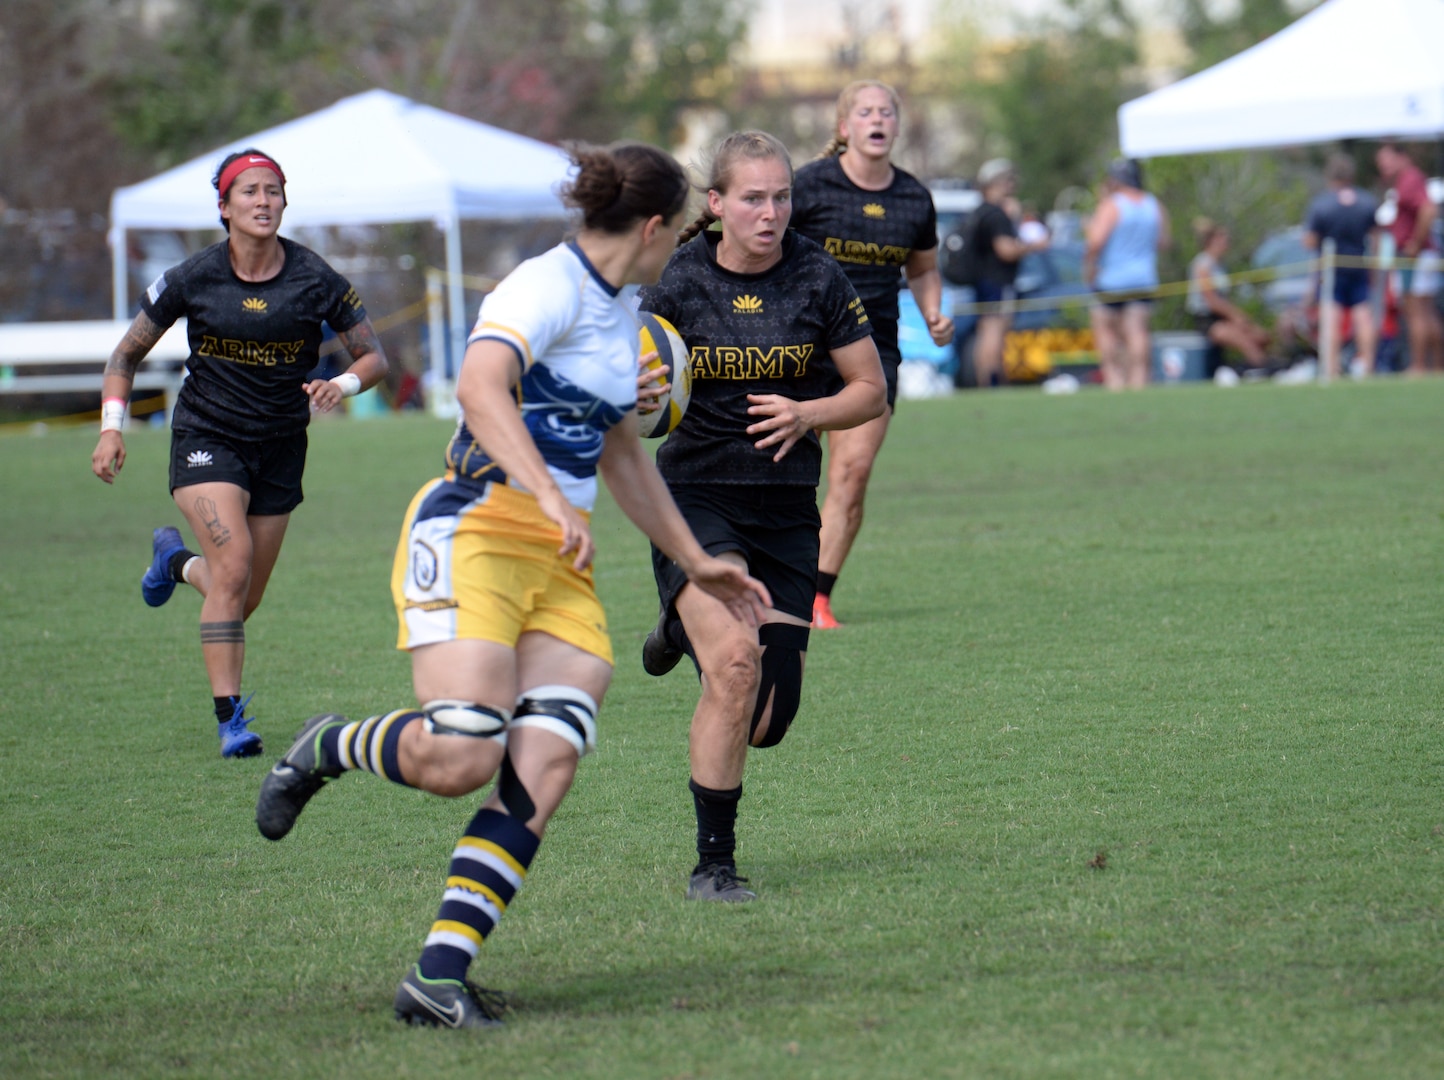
[317,710,420,786]
[417,808,540,983]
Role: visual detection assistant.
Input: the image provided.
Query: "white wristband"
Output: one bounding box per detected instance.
[331,372,362,398]
[101,398,127,432]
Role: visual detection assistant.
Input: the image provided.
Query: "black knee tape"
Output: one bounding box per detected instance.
[750,623,809,748]
[498,752,536,822]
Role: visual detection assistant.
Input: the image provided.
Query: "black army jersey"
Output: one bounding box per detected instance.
[142,237,367,440]
[790,154,938,350]
[639,229,872,488]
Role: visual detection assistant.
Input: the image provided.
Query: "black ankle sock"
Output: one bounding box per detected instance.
[816,571,838,598]
[214,695,239,725]
[689,778,742,873]
[167,549,196,583]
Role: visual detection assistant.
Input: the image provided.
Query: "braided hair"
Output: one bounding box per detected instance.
[676,131,793,245]
[816,80,902,160]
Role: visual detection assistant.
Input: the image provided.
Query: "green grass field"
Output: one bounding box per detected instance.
[3,380,1442,1078]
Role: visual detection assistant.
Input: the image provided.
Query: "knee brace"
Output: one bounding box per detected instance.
[422,699,510,739]
[749,623,809,748]
[512,685,598,758]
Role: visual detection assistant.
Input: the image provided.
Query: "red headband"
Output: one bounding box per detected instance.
[217,154,286,197]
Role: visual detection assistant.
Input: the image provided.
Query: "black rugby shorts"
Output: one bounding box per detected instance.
[652,483,819,623]
[168,427,308,515]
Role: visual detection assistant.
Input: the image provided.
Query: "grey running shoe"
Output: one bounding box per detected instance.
[641,608,683,676]
[686,864,756,902]
[255,713,347,840]
[393,964,507,1029]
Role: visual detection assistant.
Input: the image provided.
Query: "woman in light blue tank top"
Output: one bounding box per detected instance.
[1085,159,1170,389]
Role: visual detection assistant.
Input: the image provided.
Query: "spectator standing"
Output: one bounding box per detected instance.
[1375,142,1442,373]
[1304,153,1380,377]
[966,159,1034,387]
[1085,158,1169,390]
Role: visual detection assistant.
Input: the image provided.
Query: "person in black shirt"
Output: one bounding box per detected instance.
[91,148,389,758]
[968,159,1043,388]
[791,80,953,629]
[639,131,886,901]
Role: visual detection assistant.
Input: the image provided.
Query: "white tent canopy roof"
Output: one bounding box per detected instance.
[107,90,575,386]
[1119,0,1444,158]
[110,88,573,230]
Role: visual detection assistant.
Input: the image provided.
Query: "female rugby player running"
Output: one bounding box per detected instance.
[91,148,388,757]
[791,80,954,629]
[639,131,885,901]
[255,142,768,1028]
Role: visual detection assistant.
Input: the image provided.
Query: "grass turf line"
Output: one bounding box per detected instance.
[1,382,1442,1078]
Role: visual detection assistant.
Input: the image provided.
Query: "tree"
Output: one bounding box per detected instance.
[0,0,138,212]
[1143,150,1312,330]
[1177,0,1320,73]
[571,0,753,145]
[930,0,1144,211]
[99,0,751,173]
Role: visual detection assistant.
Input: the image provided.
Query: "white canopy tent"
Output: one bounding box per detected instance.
[109,89,573,393]
[1119,0,1444,158]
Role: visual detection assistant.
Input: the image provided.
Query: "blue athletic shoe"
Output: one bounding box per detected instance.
[141,526,187,607]
[219,694,263,758]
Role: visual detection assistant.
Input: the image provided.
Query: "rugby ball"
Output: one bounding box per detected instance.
[637,312,692,438]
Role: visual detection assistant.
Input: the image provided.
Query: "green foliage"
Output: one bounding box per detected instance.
[107,0,326,169]
[5,384,1444,1076]
[1178,0,1321,73]
[1145,151,1312,327]
[99,0,752,169]
[936,0,1144,210]
[572,0,753,145]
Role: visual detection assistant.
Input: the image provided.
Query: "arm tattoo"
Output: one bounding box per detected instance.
[104,312,166,380]
[194,495,233,549]
[199,621,246,645]
[338,318,382,363]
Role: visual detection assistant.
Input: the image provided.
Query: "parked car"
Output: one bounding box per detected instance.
[1246,224,1315,314]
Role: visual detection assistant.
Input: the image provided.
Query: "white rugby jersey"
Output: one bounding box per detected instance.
[446,241,640,511]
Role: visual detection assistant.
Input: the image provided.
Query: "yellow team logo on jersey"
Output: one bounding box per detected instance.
[242,297,268,313]
[733,294,763,314]
[863,202,886,219]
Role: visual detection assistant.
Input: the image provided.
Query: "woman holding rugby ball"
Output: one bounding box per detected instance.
[255,141,767,1027]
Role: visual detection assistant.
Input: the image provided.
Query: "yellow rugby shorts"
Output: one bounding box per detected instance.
[391,476,613,664]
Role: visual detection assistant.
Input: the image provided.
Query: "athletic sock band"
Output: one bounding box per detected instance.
[332,710,419,786]
[419,807,540,983]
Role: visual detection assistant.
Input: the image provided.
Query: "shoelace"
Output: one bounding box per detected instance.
[228,693,256,728]
[463,982,509,1020]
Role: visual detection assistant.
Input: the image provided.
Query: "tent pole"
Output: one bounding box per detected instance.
[425,268,454,418]
[445,212,466,382]
[111,225,127,320]
[1318,239,1337,383]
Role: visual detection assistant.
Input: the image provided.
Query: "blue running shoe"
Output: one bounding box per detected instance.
[141,526,188,607]
[219,694,263,758]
